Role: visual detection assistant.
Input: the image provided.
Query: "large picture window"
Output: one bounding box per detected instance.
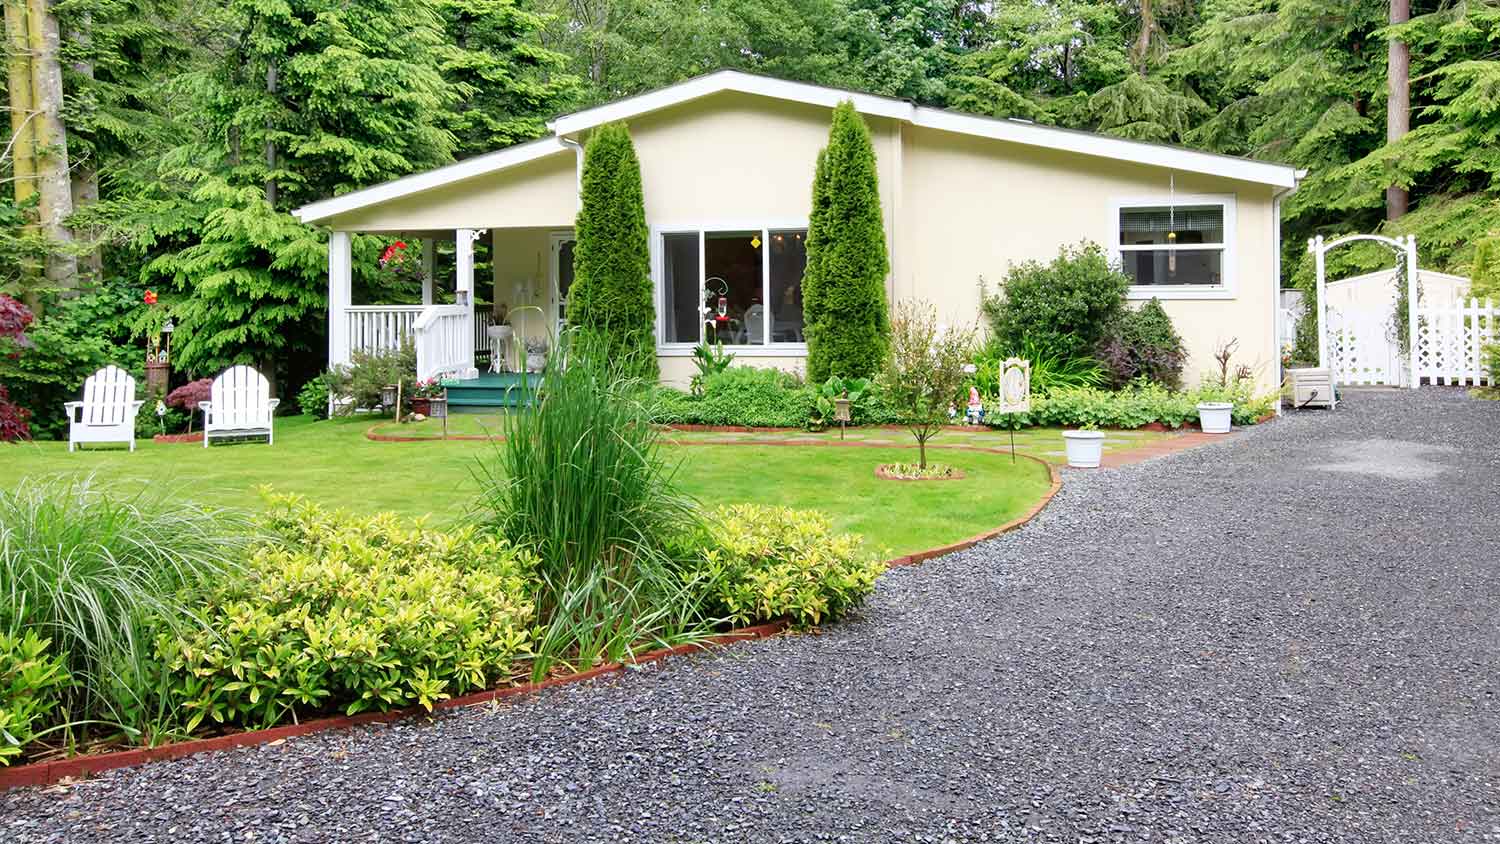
[1116,200,1229,289]
[659,226,807,347]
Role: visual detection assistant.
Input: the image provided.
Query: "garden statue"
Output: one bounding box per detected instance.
[965,387,984,425]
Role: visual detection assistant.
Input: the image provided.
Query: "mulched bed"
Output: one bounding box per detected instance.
[874,462,966,481]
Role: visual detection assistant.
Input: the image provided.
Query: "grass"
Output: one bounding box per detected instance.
[0,412,1115,555]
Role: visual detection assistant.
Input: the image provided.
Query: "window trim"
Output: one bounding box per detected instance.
[1109,194,1237,301]
[650,219,811,356]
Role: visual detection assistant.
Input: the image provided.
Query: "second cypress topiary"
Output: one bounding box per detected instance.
[803,101,890,383]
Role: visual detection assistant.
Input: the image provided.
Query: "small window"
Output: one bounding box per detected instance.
[1118,203,1226,287]
[661,226,807,346]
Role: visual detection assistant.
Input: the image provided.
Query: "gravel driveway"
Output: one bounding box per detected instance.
[6,389,1498,843]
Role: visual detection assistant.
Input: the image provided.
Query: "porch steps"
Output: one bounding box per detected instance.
[441,372,543,412]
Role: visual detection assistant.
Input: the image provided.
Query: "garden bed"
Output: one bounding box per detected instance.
[152,432,203,444]
[875,462,965,481]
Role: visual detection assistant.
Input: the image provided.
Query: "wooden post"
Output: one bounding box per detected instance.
[1406,234,1419,390]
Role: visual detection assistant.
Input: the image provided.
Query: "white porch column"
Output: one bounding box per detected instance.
[328,230,352,367]
[455,229,476,306]
[420,237,435,305]
[1311,235,1327,369]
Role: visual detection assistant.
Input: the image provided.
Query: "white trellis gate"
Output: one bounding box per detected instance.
[1311,233,1496,388]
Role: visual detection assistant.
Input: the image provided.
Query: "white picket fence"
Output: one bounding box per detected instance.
[1414,297,1497,386]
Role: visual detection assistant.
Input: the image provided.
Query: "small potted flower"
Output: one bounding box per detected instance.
[409,377,444,416]
[1061,422,1105,468]
[524,337,549,373]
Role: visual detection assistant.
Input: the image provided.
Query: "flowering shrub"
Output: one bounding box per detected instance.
[0,293,33,340]
[0,384,30,442]
[157,494,536,730]
[0,630,70,766]
[166,378,213,412]
[687,504,884,628]
[987,380,1276,430]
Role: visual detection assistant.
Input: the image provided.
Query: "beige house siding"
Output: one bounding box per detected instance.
[324,91,1285,394]
[897,125,1281,391]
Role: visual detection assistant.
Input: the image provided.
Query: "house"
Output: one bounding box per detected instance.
[293,70,1303,401]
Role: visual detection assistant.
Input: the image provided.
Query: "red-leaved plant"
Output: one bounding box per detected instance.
[166,378,213,434]
[0,294,34,441]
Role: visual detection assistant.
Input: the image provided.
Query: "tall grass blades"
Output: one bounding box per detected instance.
[0,475,252,745]
[474,334,711,679]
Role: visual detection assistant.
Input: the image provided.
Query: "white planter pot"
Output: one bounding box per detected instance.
[1061,430,1106,468]
[1196,402,1233,434]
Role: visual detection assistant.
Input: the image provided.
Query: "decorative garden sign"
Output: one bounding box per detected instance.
[997,357,1031,414]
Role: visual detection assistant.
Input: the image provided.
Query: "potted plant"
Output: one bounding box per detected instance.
[524,337,549,373]
[1196,400,1233,433]
[409,377,443,416]
[1061,423,1105,468]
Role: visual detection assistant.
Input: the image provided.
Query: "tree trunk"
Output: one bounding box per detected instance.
[4,0,40,310]
[25,0,76,291]
[1386,0,1410,220]
[67,11,102,286]
[264,60,278,207]
[1134,0,1154,72]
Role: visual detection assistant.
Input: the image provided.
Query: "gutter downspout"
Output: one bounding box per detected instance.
[1270,170,1305,415]
[560,135,584,211]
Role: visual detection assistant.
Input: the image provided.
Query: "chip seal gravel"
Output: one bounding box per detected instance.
[5,388,1498,842]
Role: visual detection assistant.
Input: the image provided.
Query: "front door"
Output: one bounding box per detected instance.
[551,234,576,334]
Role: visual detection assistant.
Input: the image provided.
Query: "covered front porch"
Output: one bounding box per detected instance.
[325,225,575,388]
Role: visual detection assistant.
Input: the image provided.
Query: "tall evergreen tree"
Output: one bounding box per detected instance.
[568,122,656,379]
[803,100,888,382]
[130,0,457,384]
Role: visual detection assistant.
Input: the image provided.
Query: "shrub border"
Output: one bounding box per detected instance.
[0,453,1072,791]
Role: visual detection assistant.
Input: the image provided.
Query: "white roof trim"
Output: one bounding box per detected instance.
[910,107,1298,189]
[547,71,914,135]
[295,70,1299,223]
[293,136,569,224]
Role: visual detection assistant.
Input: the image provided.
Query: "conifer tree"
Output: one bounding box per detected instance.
[568,122,656,379]
[803,101,889,382]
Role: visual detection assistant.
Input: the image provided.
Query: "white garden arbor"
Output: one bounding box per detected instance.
[1308,233,1419,390]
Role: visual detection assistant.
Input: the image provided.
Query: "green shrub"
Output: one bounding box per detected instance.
[569,123,657,380]
[0,631,71,766]
[991,380,1276,430]
[0,287,135,440]
[982,242,1129,363]
[297,372,333,418]
[476,334,704,679]
[803,102,890,382]
[331,343,415,412]
[0,477,250,742]
[690,505,884,628]
[650,366,815,428]
[1096,298,1186,388]
[158,494,536,730]
[808,376,873,429]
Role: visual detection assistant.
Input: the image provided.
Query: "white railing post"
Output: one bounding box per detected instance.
[1311,236,1327,369]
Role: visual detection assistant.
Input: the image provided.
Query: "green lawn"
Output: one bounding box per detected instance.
[0,414,1072,555]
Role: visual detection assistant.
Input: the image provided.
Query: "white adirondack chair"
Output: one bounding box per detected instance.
[64,365,145,452]
[199,365,280,447]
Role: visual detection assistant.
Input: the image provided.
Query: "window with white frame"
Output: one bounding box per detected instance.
[1116,200,1230,288]
[660,227,807,347]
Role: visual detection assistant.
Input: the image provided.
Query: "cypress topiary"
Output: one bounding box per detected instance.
[569,122,657,380]
[803,101,890,383]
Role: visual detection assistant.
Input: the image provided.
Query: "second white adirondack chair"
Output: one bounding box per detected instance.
[63,365,145,452]
[199,365,280,446]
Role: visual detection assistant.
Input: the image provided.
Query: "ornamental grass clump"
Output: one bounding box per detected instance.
[476,333,709,680]
[0,475,251,744]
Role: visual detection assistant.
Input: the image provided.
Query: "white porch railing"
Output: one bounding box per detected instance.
[346,305,424,356]
[413,304,475,380]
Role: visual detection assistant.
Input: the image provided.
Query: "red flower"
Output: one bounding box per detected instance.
[379,241,409,267]
[144,290,158,305]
